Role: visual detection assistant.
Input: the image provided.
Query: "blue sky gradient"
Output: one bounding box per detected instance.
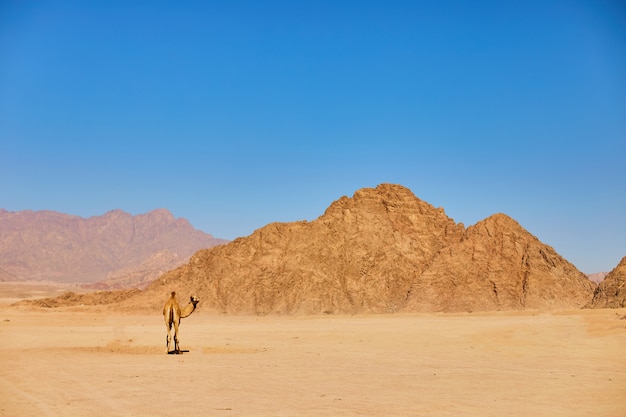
[1,1,625,273]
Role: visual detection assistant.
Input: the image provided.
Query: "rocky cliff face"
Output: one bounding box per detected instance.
[588,256,626,308]
[0,208,226,286]
[405,213,595,312]
[142,184,464,314]
[135,184,595,314]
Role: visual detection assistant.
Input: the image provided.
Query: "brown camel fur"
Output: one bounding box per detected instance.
[163,291,199,354]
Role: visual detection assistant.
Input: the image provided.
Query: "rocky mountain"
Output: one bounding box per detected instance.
[404,213,595,311]
[127,184,595,314]
[588,256,626,308]
[0,208,226,287]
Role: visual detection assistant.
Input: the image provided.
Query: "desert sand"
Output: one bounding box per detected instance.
[1,287,625,417]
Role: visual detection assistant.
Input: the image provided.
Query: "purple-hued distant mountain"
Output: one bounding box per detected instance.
[0,208,227,289]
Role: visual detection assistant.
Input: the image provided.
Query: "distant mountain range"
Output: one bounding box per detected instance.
[587,272,608,284]
[0,208,226,288]
[7,185,625,313]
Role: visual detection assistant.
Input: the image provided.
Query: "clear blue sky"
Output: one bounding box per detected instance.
[1,1,624,273]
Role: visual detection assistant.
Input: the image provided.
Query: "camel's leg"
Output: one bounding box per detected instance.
[173,320,180,353]
[166,325,172,353]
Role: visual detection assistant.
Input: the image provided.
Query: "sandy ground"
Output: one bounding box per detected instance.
[0,290,625,416]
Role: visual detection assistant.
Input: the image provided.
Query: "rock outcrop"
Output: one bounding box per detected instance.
[133,184,595,314]
[588,256,626,308]
[405,213,595,311]
[141,184,464,314]
[0,208,226,286]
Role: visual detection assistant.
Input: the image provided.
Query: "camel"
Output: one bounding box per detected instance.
[163,291,199,354]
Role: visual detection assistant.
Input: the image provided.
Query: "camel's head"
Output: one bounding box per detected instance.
[190,295,200,307]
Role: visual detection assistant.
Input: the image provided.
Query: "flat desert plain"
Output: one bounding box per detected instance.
[0,286,625,417]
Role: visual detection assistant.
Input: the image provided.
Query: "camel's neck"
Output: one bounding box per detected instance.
[180,301,197,318]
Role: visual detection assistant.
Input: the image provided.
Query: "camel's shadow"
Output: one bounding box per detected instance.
[167,349,190,355]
